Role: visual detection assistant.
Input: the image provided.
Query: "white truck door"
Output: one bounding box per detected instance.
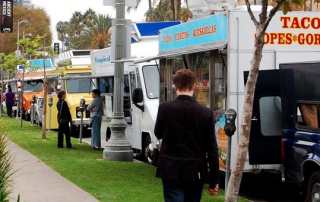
[128,68,142,150]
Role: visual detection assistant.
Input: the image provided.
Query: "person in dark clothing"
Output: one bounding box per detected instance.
[154,69,219,202]
[56,91,73,149]
[3,85,15,117]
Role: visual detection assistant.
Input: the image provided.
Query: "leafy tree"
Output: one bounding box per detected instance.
[56,9,111,50]
[70,11,84,36]
[144,0,192,22]
[83,8,96,24]
[72,14,112,49]
[224,0,317,201]
[0,6,52,55]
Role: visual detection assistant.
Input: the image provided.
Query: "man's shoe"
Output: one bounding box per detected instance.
[91,146,100,150]
[67,147,76,149]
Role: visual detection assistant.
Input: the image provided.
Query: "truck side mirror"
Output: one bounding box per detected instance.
[224,108,237,137]
[132,88,144,112]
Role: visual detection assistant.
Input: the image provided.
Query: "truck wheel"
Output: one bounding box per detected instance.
[144,135,155,166]
[307,171,320,202]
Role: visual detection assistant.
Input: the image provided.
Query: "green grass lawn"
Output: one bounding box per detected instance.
[1,114,248,202]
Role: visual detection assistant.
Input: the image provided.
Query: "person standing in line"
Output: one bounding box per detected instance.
[154,69,220,202]
[57,91,73,149]
[87,89,103,150]
[2,85,15,118]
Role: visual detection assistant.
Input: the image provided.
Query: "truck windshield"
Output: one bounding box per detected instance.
[142,65,159,99]
[66,73,91,93]
[24,80,43,92]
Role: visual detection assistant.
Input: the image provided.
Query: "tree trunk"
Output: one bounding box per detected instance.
[174,0,180,20]
[42,71,47,139]
[225,24,265,201]
[170,0,175,20]
[149,0,153,21]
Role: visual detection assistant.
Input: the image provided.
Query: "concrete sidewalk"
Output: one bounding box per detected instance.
[7,141,99,202]
[6,120,110,202]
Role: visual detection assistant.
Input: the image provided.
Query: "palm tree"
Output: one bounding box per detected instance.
[145,0,172,21]
[56,21,71,52]
[72,14,112,49]
[144,0,191,22]
[70,11,83,36]
[128,0,157,21]
[180,7,193,22]
[83,8,96,24]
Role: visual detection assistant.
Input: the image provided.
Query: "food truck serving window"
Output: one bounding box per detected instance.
[162,50,227,111]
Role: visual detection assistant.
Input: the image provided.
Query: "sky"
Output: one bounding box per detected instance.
[30,0,150,46]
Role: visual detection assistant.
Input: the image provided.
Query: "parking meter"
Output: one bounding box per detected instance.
[79,98,86,143]
[31,95,36,125]
[80,99,86,113]
[224,108,237,137]
[48,96,53,107]
[48,96,53,131]
[224,108,237,192]
[32,95,36,104]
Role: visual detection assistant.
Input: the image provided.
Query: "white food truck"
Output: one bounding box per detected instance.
[129,6,320,177]
[90,21,180,163]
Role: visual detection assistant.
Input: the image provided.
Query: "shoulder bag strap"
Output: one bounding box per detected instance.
[59,101,64,119]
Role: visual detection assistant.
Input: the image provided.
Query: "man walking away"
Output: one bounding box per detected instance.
[154,69,219,202]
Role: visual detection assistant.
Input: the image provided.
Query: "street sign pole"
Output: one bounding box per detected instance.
[103,0,133,162]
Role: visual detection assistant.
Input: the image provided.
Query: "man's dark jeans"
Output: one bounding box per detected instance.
[162,179,204,202]
[57,125,72,148]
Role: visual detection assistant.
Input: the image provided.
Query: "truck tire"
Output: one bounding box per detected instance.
[307,170,320,202]
[144,135,156,166]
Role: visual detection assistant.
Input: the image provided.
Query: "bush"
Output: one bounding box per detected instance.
[0,118,16,202]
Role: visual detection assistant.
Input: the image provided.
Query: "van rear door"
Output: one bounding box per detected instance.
[244,70,283,165]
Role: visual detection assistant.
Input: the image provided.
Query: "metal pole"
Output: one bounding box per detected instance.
[104,0,133,162]
[49,107,51,131]
[49,96,53,131]
[16,89,19,119]
[79,113,83,143]
[20,65,25,127]
[42,35,47,139]
[32,103,35,125]
[225,136,232,192]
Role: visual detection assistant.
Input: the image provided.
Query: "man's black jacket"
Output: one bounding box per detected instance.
[154,95,219,186]
[57,99,72,122]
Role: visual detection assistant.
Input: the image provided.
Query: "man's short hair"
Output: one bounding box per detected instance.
[173,69,196,91]
[92,89,101,96]
[57,91,66,99]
